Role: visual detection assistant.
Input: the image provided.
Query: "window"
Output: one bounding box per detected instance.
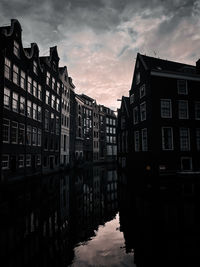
[3,119,10,143]
[161,99,172,118]
[177,80,188,95]
[33,60,38,75]
[18,124,25,144]
[33,103,37,120]
[180,128,190,151]
[178,100,188,119]
[38,84,42,100]
[4,87,10,109]
[196,129,200,151]
[140,84,146,98]
[142,128,148,151]
[38,106,42,121]
[51,113,55,133]
[13,40,20,57]
[32,127,37,146]
[2,155,9,170]
[20,70,26,90]
[11,121,18,144]
[27,126,32,145]
[51,95,56,109]
[134,131,140,151]
[12,92,19,112]
[45,110,49,131]
[19,96,25,115]
[13,64,19,85]
[56,98,60,111]
[130,94,134,104]
[52,77,55,90]
[195,102,200,120]
[36,155,41,166]
[57,83,60,95]
[181,157,192,171]
[140,102,146,121]
[27,100,32,118]
[18,155,24,168]
[46,90,50,105]
[26,155,31,167]
[38,129,41,146]
[136,72,140,85]
[27,76,32,94]
[133,106,139,124]
[33,80,37,97]
[4,58,11,79]
[46,71,50,86]
[162,127,173,150]
[56,116,59,135]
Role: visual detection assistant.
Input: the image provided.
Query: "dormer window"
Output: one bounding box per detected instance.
[130,94,134,104]
[177,80,188,95]
[136,72,140,85]
[52,61,57,71]
[33,60,38,75]
[13,40,20,58]
[46,71,50,86]
[140,84,146,98]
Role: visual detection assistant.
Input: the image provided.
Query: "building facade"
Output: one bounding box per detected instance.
[118,53,200,174]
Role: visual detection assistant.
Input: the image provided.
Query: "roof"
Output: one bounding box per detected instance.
[139,53,196,74]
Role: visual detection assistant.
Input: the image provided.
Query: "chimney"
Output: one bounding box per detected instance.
[196,59,200,74]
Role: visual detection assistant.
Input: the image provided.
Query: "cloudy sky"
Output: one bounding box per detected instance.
[1,0,200,110]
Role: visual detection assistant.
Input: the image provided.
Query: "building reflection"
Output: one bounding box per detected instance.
[0,164,118,267]
[118,171,200,267]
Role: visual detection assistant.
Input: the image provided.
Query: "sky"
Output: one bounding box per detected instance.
[0,0,200,110]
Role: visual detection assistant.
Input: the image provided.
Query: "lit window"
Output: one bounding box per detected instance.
[27,76,32,94]
[33,60,38,75]
[46,71,50,86]
[136,72,140,85]
[56,98,60,111]
[52,77,56,90]
[45,90,50,105]
[195,102,200,120]
[4,87,10,109]
[12,92,19,112]
[2,155,9,170]
[180,128,190,151]
[19,96,25,115]
[27,100,32,118]
[13,40,20,57]
[33,103,37,120]
[32,127,37,146]
[33,80,37,97]
[140,84,146,98]
[162,127,173,150]
[18,124,25,144]
[133,106,139,124]
[57,83,60,94]
[4,58,11,80]
[142,128,148,151]
[3,119,10,143]
[161,99,172,118]
[178,100,188,119]
[13,64,19,85]
[177,80,188,95]
[38,106,42,121]
[26,126,32,145]
[38,84,42,100]
[11,121,18,144]
[26,155,31,167]
[51,95,56,109]
[134,131,140,151]
[20,71,26,90]
[18,155,24,168]
[140,102,146,121]
[56,116,59,135]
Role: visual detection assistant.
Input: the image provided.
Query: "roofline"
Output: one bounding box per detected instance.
[151,70,200,81]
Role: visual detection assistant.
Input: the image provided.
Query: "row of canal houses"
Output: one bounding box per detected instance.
[118,53,200,175]
[0,19,117,181]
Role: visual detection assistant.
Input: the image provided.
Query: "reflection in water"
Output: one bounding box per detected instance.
[1,166,199,267]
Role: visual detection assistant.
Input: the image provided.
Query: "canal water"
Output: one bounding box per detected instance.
[0,164,200,267]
